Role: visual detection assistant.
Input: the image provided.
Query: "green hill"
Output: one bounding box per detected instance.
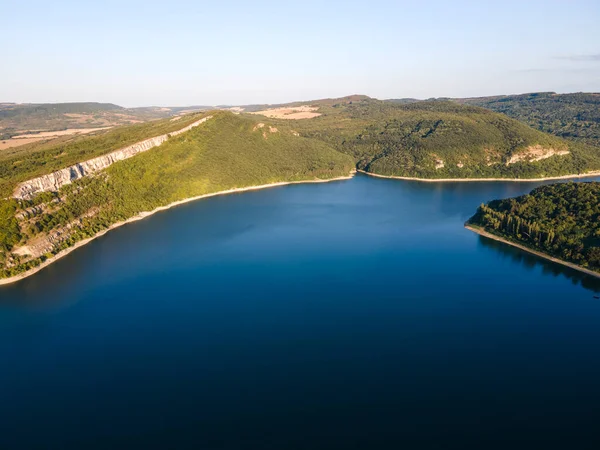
[457,92,600,147]
[279,98,600,179]
[235,95,371,113]
[0,111,354,278]
[0,112,212,197]
[467,182,600,274]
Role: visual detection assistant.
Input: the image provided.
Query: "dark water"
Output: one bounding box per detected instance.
[2,173,600,449]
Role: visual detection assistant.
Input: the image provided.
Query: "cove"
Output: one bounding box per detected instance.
[1,173,600,449]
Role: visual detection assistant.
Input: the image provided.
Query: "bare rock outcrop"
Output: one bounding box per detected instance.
[13,116,212,199]
[506,145,570,165]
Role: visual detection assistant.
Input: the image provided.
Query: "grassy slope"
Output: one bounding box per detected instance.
[277,98,600,179]
[96,111,354,216]
[0,112,209,197]
[458,92,600,147]
[467,182,600,273]
[0,112,354,277]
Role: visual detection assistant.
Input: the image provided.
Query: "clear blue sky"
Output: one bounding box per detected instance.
[3,0,599,106]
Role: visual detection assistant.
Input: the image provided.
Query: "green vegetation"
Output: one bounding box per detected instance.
[0,102,122,119]
[0,101,210,139]
[0,102,124,139]
[283,98,600,179]
[0,111,354,278]
[458,92,600,147]
[0,113,208,197]
[237,95,371,112]
[467,182,600,273]
[2,94,600,280]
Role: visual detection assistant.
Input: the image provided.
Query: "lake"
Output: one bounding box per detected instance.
[1,173,600,449]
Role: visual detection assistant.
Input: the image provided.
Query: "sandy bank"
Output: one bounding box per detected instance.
[358,169,600,183]
[0,172,355,286]
[465,224,600,280]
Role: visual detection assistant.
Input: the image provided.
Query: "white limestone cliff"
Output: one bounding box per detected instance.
[13,116,213,199]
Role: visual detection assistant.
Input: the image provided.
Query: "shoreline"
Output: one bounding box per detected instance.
[357,169,600,183]
[465,224,600,280]
[0,172,355,286]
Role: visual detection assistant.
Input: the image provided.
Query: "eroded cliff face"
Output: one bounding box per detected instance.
[12,116,212,199]
[506,145,570,165]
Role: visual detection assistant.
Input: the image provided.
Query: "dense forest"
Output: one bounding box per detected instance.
[285,98,600,179]
[0,112,354,278]
[467,182,600,272]
[458,92,600,147]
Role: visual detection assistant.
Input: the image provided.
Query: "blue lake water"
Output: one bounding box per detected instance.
[2,173,600,449]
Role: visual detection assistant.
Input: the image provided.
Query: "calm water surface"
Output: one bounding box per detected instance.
[2,174,600,449]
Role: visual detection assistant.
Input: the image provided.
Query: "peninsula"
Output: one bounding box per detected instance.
[466,182,600,279]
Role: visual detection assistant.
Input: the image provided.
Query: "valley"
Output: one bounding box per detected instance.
[1,93,599,283]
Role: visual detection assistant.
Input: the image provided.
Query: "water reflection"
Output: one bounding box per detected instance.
[477,235,600,293]
[3,174,600,448]
[2,174,600,309]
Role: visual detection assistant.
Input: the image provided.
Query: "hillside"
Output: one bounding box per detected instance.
[0,102,129,137]
[457,92,600,147]
[467,182,600,274]
[0,102,212,149]
[265,98,600,179]
[234,95,371,113]
[0,111,354,279]
[0,112,212,197]
[0,102,123,118]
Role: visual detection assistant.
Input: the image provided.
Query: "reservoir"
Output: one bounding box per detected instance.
[1,173,600,449]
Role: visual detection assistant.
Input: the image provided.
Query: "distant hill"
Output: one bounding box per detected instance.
[456,92,600,147]
[281,98,600,179]
[233,95,372,113]
[385,98,421,104]
[0,102,212,143]
[0,102,123,117]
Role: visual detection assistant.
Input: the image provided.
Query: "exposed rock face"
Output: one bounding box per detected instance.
[506,145,570,165]
[12,208,99,258]
[13,116,212,199]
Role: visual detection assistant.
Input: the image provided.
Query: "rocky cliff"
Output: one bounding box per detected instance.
[12,116,213,199]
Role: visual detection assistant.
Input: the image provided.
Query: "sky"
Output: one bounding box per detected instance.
[2,0,600,106]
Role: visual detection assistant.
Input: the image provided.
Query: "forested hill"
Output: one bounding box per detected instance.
[467,182,600,274]
[283,98,600,179]
[0,113,213,197]
[0,111,354,279]
[457,92,600,147]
